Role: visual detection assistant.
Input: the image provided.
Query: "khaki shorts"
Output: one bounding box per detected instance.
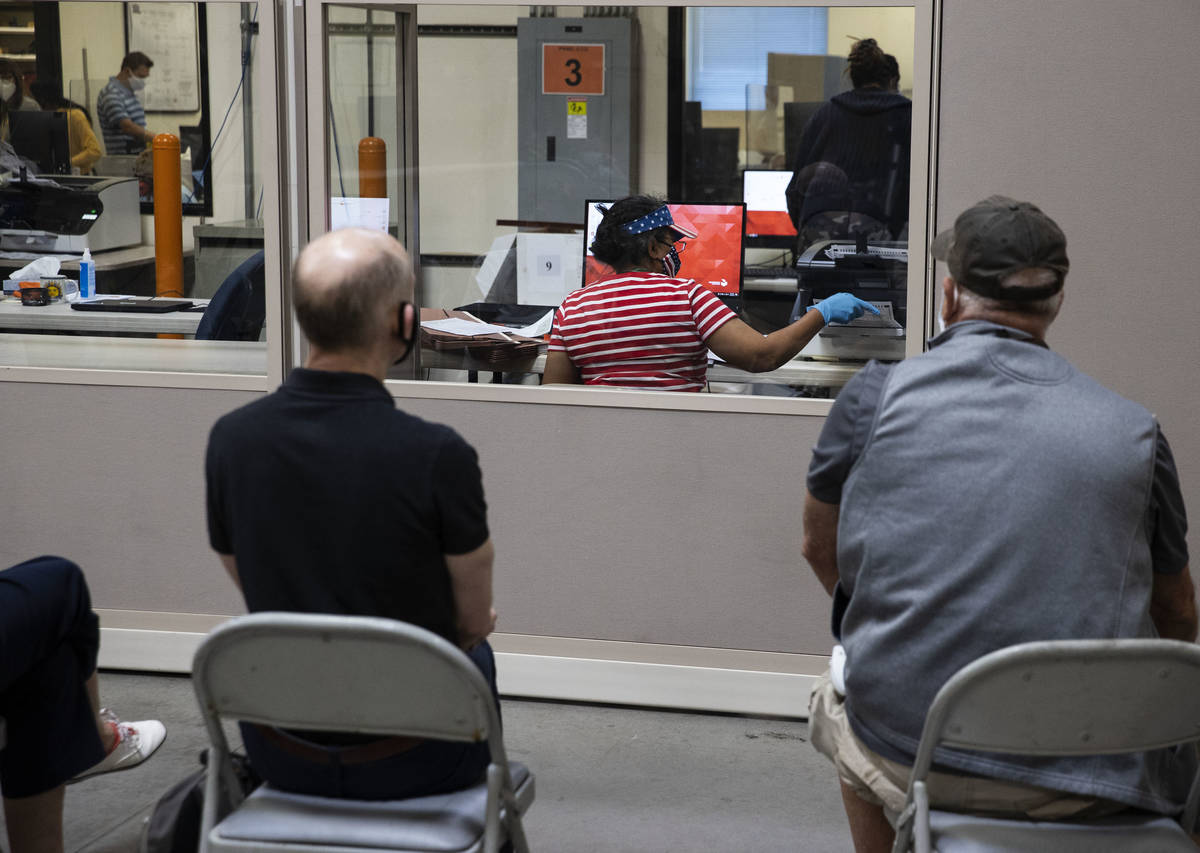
[808,671,1126,821]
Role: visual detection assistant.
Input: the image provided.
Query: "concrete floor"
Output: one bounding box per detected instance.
[6,671,854,852]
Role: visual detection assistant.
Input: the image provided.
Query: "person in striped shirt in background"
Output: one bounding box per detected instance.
[543,195,878,391]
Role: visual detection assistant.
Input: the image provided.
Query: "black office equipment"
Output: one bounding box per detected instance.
[0,176,142,254]
[791,239,908,327]
[8,111,71,175]
[782,101,825,164]
[690,128,739,202]
[453,302,555,328]
[72,298,195,314]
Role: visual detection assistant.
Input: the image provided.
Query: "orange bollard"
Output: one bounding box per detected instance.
[358,137,386,198]
[152,133,184,339]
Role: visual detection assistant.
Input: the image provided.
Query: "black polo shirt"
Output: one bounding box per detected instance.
[205,368,489,645]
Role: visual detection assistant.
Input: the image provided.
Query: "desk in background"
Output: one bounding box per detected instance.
[0,246,196,298]
[419,345,860,390]
[0,300,206,336]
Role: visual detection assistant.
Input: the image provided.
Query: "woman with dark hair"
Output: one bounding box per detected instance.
[29,79,102,174]
[784,38,912,248]
[543,195,876,391]
[0,59,37,112]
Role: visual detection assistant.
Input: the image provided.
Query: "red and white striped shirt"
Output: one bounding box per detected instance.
[549,272,738,392]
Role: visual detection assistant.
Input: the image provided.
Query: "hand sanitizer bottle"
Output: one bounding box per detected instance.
[80,248,95,299]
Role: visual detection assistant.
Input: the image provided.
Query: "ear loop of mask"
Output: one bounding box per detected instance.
[662,247,681,277]
[394,301,415,364]
[657,234,682,277]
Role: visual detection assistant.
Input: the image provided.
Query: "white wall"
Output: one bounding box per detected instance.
[416,6,521,255]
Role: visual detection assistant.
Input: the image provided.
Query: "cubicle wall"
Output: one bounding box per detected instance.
[932,0,1200,537]
[1,0,1197,716]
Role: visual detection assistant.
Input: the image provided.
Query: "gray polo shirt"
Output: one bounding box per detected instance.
[806,319,1192,814]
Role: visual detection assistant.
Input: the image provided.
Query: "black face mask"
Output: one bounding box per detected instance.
[662,246,682,277]
[393,301,415,365]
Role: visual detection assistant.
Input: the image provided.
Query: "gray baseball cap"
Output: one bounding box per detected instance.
[930,196,1069,301]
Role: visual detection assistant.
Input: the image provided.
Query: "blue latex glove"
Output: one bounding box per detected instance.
[808,293,881,325]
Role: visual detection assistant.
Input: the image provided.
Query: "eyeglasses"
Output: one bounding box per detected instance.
[661,236,688,254]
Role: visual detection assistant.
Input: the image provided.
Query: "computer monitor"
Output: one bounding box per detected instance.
[582,200,746,303]
[782,101,825,165]
[8,111,71,175]
[743,169,798,249]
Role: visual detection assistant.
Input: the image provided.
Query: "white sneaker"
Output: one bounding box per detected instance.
[72,710,167,782]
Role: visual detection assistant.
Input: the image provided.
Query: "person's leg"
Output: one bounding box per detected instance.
[84,672,117,753]
[840,780,895,853]
[0,556,105,853]
[0,559,94,853]
[3,786,65,853]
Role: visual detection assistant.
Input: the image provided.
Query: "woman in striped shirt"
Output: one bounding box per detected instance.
[543,195,876,392]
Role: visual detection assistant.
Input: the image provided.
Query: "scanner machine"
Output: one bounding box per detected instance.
[792,239,909,362]
[0,176,141,254]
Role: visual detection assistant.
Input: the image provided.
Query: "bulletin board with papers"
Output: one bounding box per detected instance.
[126,2,201,112]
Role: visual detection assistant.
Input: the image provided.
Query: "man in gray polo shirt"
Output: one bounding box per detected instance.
[802,196,1196,852]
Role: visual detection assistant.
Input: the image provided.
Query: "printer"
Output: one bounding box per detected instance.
[0,175,141,253]
[792,239,909,362]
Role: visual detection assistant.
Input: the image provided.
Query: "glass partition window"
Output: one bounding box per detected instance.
[0,1,271,376]
[680,6,917,395]
[347,4,922,397]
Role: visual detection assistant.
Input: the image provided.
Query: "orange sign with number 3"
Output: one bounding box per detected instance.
[542,43,605,96]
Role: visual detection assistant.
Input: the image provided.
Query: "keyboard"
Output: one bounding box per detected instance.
[745,266,798,280]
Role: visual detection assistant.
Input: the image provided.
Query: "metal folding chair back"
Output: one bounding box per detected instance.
[192,612,532,853]
[892,639,1200,853]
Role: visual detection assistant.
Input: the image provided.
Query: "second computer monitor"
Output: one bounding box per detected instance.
[582,200,745,300]
[9,111,71,175]
[743,169,798,249]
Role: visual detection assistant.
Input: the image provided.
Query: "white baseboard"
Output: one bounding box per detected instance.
[98,621,821,718]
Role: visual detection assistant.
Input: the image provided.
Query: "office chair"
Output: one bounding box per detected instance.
[891,639,1200,853]
[192,612,533,853]
[195,251,266,341]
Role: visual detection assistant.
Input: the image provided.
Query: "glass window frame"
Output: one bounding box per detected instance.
[0,0,290,392]
[318,0,934,415]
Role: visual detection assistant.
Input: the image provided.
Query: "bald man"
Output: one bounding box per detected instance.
[204,229,498,800]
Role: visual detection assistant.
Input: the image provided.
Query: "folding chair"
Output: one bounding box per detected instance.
[192,612,533,853]
[892,639,1200,853]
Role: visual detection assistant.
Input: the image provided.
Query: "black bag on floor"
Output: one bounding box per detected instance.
[140,751,259,853]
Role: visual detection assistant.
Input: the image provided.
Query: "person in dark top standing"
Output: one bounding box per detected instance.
[205,227,498,800]
[785,38,911,248]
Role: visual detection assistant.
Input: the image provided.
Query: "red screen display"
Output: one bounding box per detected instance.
[742,170,798,238]
[583,202,745,296]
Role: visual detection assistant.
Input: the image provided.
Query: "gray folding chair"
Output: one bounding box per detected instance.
[891,639,1200,853]
[192,612,533,853]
